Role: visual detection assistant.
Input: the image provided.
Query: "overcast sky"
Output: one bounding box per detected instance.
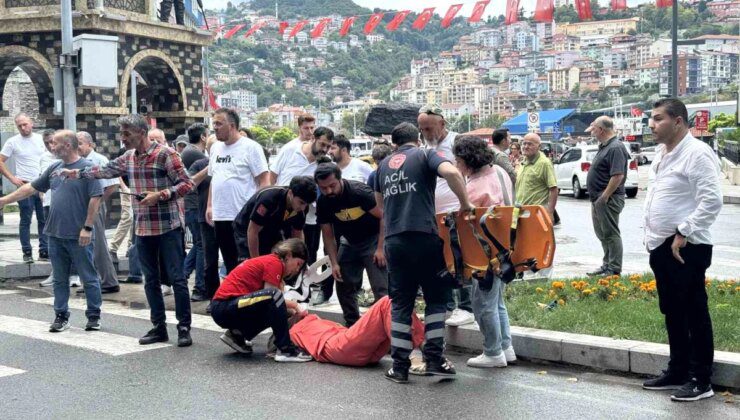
[208,0,652,16]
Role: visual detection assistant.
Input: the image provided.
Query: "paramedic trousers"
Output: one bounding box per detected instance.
[385,232,449,373]
[210,289,292,351]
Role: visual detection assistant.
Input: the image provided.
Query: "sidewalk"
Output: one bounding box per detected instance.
[722,176,740,204]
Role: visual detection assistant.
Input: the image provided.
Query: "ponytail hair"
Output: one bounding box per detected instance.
[271,238,308,262]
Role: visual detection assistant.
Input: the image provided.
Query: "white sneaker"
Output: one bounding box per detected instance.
[162,285,173,296]
[445,309,475,327]
[39,275,54,287]
[503,346,517,363]
[467,352,507,368]
[70,276,81,288]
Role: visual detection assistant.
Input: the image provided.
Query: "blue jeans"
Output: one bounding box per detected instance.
[48,236,101,319]
[183,210,204,295]
[471,277,512,356]
[137,228,191,328]
[19,193,47,255]
[128,234,143,280]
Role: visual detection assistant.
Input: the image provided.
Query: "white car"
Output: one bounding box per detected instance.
[554,144,639,199]
[640,145,657,164]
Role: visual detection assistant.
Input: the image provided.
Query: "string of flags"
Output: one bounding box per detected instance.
[214,0,676,40]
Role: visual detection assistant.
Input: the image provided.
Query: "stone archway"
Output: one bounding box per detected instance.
[0,45,56,117]
[119,49,188,113]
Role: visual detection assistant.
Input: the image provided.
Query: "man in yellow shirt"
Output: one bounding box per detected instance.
[515,133,558,219]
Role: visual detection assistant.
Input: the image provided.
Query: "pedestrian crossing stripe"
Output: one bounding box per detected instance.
[0,315,170,356]
[0,290,20,296]
[27,297,225,332]
[0,365,25,378]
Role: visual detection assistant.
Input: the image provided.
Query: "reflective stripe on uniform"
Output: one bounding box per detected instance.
[425,312,446,324]
[391,321,411,333]
[237,295,272,308]
[425,328,445,339]
[391,337,413,349]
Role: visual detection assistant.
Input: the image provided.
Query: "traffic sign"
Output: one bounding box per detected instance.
[527,112,540,132]
[694,110,709,131]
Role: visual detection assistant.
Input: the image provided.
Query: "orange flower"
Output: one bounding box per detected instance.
[557,299,566,306]
[551,281,565,290]
[536,287,544,293]
[582,289,593,296]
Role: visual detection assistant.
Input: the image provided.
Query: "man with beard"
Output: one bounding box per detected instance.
[0,130,103,332]
[328,134,374,183]
[270,127,332,302]
[314,163,387,327]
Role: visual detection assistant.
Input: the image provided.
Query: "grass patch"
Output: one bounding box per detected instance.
[505,274,740,352]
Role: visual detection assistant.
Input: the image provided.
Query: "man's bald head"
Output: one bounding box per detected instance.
[417,112,446,145]
[521,133,542,159]
[587,116,615,142]
[148,128,166,145]
[76,131,95,157]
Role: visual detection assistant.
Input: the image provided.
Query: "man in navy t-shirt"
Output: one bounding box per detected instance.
[373,122,472,383]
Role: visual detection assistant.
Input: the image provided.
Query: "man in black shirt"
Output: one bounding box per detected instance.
[315,163,388,327]
[233,176,317,261]
[182,123,209,301]
[374,122,472,383]
[585,116,630,277]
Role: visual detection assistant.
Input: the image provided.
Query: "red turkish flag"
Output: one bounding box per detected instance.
[505,0,520,25]
[364,12,385,35]
[441,4,464,28]
[575,0,593,20]
[412,7,435,30]
[468,1,490,23]
[278,21,290,35]
[244,21,267,38]
[611,0,627,10]
[534,0,554,22]
[631,107,643,117]
[288,20,309,38]
[340,16,357,36]
[205,86,218,111]
[386,10,411,32]
[656,0,673,7]
[223,24,245,39]
[311,18,332,38]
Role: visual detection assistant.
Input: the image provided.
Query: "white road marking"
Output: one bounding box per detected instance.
[0,365,26,378]
[26,297,271,336]
[0,290,20,296]
[0,315,169,356]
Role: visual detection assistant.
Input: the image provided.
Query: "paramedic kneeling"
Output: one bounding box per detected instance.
[210,238,313,363]
[373,122,473,383]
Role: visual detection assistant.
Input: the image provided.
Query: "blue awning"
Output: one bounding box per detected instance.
[502,109,576,134]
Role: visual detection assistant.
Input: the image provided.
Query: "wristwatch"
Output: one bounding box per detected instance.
[83,225,93,232]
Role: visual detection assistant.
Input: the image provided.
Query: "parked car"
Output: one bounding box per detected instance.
[622,141,647,165]
[554,144,639,199]
[640,145,657,164]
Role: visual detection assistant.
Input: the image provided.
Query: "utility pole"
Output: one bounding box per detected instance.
[671,0,678,97]
[61,0,77,130]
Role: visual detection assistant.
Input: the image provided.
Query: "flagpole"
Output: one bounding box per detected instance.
[671,0,678,97]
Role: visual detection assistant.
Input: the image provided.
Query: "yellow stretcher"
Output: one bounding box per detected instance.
[436,205,556,282]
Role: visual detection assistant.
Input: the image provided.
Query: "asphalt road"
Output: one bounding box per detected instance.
[551,166,740,279]
[0,289,736,419]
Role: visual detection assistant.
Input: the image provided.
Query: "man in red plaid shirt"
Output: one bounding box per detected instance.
[64,114,197,347]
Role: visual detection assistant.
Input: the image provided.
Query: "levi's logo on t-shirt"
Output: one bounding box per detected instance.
[215,155,232,163]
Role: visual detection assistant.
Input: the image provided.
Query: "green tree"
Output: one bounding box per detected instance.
[708,113,738,133]
[249,125,271,145]
[450,114,478,133]
[480,114,506,128]
[339,108,368,136]
[272,126,297,144]
[254,112,276,130]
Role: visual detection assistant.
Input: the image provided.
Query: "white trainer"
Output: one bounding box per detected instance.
[445,309,475,327]
[70,276,81,287]
[503,346,517,363]
[162,285,173,296]
[467,352,507,368]
[39,275,54,287]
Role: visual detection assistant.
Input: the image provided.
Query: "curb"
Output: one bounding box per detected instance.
[724,195,740,205]
[308,305,739,389]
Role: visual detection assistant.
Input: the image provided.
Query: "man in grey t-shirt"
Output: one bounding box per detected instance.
[0,130,104,332]
[585,116,630,277]
[491,128,517,185]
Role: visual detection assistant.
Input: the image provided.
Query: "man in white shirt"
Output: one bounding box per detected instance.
[207,108,270,275]
[77,132,120,293]
[0,113,48,262]
[641,98,722,402]
[328,134,374,183]
[418,105,473,328]
[279,114,316,153]
[270,126,332,301]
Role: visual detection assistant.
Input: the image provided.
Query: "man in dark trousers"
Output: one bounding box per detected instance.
[233,176,317,261]
[585,116,630,277]
[373,122,472,384]
[315,163,388,327]
[181,123,208,301]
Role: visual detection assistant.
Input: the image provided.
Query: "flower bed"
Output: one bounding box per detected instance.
[505,274,739,352]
